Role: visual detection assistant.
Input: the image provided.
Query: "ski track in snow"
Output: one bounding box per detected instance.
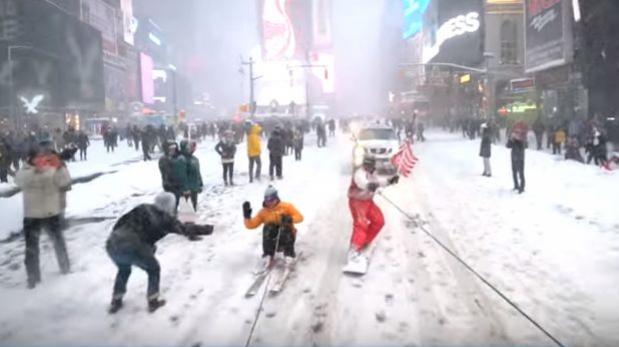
[0,130,618,346]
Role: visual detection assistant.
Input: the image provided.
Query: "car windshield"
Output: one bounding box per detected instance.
[358,128,397,141]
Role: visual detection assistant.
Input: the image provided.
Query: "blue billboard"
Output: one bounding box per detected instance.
[402,0,431,39]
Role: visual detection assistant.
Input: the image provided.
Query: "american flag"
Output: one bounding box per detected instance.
[390,140,418,177]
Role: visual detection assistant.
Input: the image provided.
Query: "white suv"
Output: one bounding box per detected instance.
[352,125,400,174]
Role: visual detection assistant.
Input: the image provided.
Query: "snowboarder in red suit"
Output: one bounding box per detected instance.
[345,155,399,272]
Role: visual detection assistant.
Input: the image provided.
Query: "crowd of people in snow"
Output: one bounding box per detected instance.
[7,115,347,312]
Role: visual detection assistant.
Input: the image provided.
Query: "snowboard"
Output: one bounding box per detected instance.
[342,256,368,275]
[342,248,375,276]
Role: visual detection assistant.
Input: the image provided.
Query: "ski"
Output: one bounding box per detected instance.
[269,269,290,295]
[245,271,270,298]
[269,252,301,295]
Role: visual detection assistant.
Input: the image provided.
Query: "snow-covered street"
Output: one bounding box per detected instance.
[0,131,618,346]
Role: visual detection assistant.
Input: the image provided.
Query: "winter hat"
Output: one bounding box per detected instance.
[263,185,279,204]
[154,192,176,215]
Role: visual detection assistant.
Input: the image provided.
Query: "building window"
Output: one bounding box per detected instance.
[500,20,518,65]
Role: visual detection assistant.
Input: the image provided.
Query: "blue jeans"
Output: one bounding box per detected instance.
[106,241,160,300]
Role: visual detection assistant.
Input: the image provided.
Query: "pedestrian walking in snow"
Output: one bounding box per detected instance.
[242,185,303,272]
[293,128,304,161]
[317,122,327,147]
[345,155,399,274]
[215,130,237,186]
[553,128,566,155]
[0,140,10,183]
[416,122,425,142]
[158,142,187,205]
[479,123,492,177]
[141,129,152,161]
[15,137,72,288]
[328,119,336,137]
[592,128,608,166]
[180,140,203,210]
[532,117,545,150]
[267,126,285,180]
[247,123,262,183]
[105,192,212,314]
[507,127,527,194]
[565,136,584,163]
[77,131,90,161]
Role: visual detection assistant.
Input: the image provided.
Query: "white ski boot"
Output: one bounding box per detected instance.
[254,255,273,274]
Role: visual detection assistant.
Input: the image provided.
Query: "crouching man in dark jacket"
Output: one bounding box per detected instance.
[106,192,213,314]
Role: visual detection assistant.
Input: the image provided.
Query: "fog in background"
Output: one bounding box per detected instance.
[134,0,404,116]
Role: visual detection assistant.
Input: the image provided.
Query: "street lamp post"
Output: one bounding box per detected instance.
[168,64,178,120]
[7,45,33,130]
[483,52,496,120]
[241,57,261,118]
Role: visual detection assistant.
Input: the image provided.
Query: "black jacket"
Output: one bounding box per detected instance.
[507,138,526,162]
[268,131,285,156]
[107,204,186,247]
[215,140,237,160]
[479,129,491,158]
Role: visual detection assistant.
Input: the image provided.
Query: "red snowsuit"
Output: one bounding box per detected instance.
[347,167,389,251]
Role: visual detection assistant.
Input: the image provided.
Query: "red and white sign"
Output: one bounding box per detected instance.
[262,0,296,61]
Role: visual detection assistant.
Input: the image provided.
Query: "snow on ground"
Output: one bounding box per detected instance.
[0,130,617,346]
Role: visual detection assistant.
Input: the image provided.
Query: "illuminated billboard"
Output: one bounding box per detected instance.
[139,53,154,104]
[260,0,312,61]
[423,0,484,66]
[524,0,573,73]
[402,0,430,39]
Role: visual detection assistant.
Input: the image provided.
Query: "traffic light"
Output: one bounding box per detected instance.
[179,110,186,120]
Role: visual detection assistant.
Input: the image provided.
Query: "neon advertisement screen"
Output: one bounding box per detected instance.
[140,53,154,104]
[402,0,430,39]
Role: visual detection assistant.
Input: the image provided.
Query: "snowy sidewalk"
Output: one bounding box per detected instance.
[398,130,619,346]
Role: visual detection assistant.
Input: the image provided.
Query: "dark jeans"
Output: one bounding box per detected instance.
[24,216,70,286]
[106,241,160,300]
[142,147,151,161]
[0,164,8,182]
[249,156,261,182]
[294,147,302,161]
[222,163,234,184]
[269,154,283,179]
[552,142,562,154]
[511,160,525,191]
[263,224,296,258]
[534,133,543,150]
[79,147,87,160]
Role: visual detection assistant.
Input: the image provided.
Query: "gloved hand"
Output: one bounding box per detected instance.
[242,201,252,219]
[388,175,400,185]
[367,182,379,192]
[187,234,203,241]
[281,214,293,225]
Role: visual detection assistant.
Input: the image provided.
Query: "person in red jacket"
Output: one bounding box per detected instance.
[345,155,398,273]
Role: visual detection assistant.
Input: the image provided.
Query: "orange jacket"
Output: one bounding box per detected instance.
[244,201,303,231]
